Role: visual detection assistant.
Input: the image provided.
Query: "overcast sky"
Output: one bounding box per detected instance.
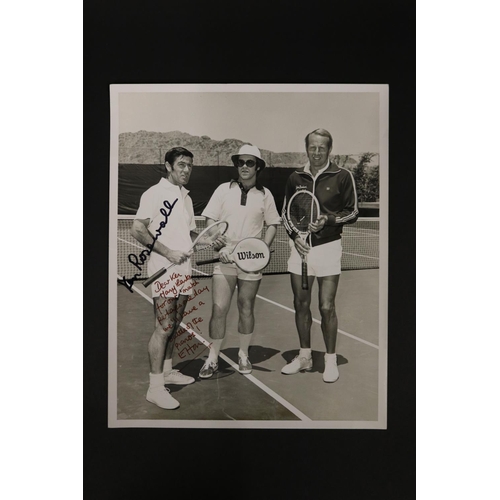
[118,86,382,154]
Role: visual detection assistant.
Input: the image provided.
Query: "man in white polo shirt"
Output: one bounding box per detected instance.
[199,144,281,378]
[130,147,198,409]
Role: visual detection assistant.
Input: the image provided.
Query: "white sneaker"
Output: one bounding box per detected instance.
[281,355,313,375]
[238,354,252,374]
[146,386,180,409]
[323,353,339,383]
[164,369,195,385]
[199,359,218,379]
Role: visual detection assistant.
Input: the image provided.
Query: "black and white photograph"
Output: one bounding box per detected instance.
[108,83,388,428]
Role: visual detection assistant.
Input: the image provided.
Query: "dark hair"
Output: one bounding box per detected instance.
[164,147,194,166]
[305,128,333,151]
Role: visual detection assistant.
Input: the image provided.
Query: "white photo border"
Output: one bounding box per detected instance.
[108,83,389,429]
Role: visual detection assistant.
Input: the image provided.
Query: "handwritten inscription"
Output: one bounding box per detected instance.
[155,276,208,332]
[118,199,178,293]
[154,277,212,361]
[143,265,213,363]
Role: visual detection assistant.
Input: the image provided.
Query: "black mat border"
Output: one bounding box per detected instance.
[85,1,415,497]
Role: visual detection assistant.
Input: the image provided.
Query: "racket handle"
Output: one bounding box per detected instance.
[301,261,308,290]
[143,267,167,288]
[196,257,219,265]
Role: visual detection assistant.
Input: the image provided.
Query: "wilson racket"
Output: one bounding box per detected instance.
[286,190,320,290]
[142,220,229,288]
[196,237,272,272]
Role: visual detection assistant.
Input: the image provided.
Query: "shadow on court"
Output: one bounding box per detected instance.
[281,349,348,373]
[222,345,280,373]
[167,357,236,392]
[114,270,379,423]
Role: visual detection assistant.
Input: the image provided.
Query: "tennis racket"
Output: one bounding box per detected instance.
[196,237,272,272]
[142,220,229,288]
[286,190,320,290]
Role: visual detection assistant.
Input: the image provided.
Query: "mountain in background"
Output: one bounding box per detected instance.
[119,130,379,168]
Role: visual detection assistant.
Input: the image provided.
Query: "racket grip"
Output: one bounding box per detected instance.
[196,257,219,265]
[301,261,308,290]
[143,267,167,288]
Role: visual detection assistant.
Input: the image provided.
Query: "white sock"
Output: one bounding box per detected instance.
[325,353,337,361]
[299,348,312,359]
[163,359,173,374]
[149,372,165,389]
[208,338,223,362]
[238,333,253,357]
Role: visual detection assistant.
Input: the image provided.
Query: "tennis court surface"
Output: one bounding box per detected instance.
[110,218,383,427]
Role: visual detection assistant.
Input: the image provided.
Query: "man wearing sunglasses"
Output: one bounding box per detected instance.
[199,144,281,378]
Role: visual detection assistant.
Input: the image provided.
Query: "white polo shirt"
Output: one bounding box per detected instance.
[202,180,281,247]
[135,177,196,279]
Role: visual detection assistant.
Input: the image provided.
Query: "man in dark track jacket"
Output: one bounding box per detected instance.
[281,128,358,383]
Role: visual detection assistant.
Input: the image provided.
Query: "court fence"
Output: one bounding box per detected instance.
[117,217,379,281]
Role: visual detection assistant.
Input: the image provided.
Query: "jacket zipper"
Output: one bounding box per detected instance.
[299,169,338,246]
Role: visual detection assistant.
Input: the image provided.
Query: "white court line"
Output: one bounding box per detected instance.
[193,267,210,276]
[216,356,312,422]
[118,237,145,251]
[342,251,379,260]
[254,294,379,350]
[192,268,210,275]
[118,277,311,422]
[122,269,378,349]
[188,268,379,348]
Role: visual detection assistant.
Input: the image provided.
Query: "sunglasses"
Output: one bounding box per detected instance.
[236,159,257,168]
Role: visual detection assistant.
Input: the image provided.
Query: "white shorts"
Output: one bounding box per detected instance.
[288,239,342,277]
[213,262,262,281]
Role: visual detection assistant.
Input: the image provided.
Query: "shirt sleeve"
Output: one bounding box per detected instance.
[263,189,281,226]
[201,185,224,221]
[325,170,359,226]
[134,187,155,221]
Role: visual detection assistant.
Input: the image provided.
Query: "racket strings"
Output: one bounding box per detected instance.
[194,237,222,251]
[193,222,228,251]
[290,194,316,231]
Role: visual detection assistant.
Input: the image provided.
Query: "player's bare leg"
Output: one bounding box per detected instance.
[236,279,261,334]
[317,275,340,353]
[235,279,261,373]
[209,274,237,342]
[149,296,178,374]
[154,294,195,385]
[146,295,185,408]
[317,274,341,382]
[290,273,315,348]
[200,274,237,378]
[281,273,315,374]
[162,294,189,361]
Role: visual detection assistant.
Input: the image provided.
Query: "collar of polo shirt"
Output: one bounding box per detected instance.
[230,178,264,193]
[160,177,190,196]
[230,179,264,206]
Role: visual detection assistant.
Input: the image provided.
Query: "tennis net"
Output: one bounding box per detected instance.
[117,216,379,280]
